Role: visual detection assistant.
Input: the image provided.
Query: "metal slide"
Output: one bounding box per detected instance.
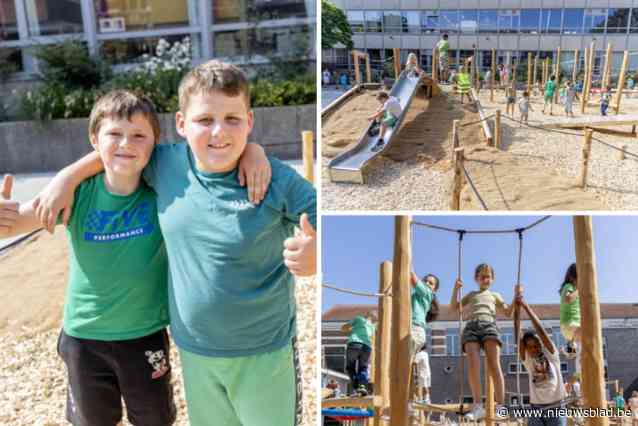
[328,71,422,184]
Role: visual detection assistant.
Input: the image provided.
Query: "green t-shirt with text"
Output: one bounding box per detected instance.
[63,174,169,340]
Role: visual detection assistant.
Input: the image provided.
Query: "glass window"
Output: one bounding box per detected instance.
[402,11,420,34]
[459,10,478,34]
[365,11,382,33]
[253,25,310,57]
[440,10,459,34]
[478,10,498,34]
[383,11,401,33]
[213,29,257,57]
[498,9,520,34]
[100,34,196,65]
[421,10,439,34]
[0,0,19,41]
[541,9,561,34]
[501,329,514,355]
[0,47,23,75]
[520,9,540,34]
[213,0,307,23]
[563,9,584,34]
[23,0,83,36]
[607,8,629,34]
[335,48,348,65]
[584,9,607,34]
[446,329,460,356]
[347,11,364,33]
[94,0,190,33]
[420,49,432,72]
[631,9,638,33]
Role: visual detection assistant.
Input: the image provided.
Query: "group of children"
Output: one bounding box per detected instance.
[0,60,316,426]
[339,260,607,425]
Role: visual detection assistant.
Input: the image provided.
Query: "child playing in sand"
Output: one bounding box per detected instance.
[518,91,533,126]
[542,75,556,115]
[518,295,567,426]
[506,85,517,116]
[369,91,402,151]
[560,263,581,376]
[342,311,376,396]
[29,61,317,426]
[450,263,520,421]
[601,86,611,116]
[564,81,579,118]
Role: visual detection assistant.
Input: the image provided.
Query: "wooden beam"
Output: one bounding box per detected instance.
[527,52,533,93]
[412,402,469,414]
[495,109,502,149]
[433,47,439,83]
[323,395,384,408]
[302,131,314,184]
[554,48,561,104]
[603,43,612,89]
[373,261,393,426]
[582,43,595,113]
[580,129,593,188]
[353,50,361,85]
[573,49,579,84]
[451,147,464,211]
[490,49,496,102]
[366,54,372,84]
[613,51,629,114]
[393,48,401,79]
[572,216,609,426]
[541,114,638,129]
[390,216,412,426]
[533,55,538,94]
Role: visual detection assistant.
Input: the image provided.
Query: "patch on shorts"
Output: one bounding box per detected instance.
[293,337,303,425]
[145,349,169,379]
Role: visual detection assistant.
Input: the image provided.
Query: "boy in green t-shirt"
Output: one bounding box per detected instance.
[341,311,376,395]
[33,61,316,426]
[0,91,177,425]
[542,75,556,115]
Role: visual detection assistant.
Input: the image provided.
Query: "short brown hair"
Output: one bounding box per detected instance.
[88,90,160,143]
[376,91,389,101]
[474,263,495,280]
[178,60,250,112]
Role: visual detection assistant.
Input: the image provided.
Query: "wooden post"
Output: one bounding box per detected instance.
[620,145,628,161]
[613,51,629,114]
[573,49,579,84]
[353,50,361,85]
[302,131,314,184]
[580,47,590,113]
[554,48,561,104]
[390,216,412,426]
[603,43,612,89]
[433,47,439,83]
[533,55,538,94]
[373,261,393,426]
[393,48,401,79]
[490,49,496,102]
[485,357,494,426]
[582,43,595,114]
[494,109,501,150]
[451,148,465,211]
[572,216,609,426]
[580,129,593,188]
[527,52,533,93]
[452,119,460,159]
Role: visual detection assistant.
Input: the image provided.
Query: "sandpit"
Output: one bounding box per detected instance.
[0,232,318,425]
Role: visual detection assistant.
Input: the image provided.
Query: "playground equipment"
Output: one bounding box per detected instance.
[323,216,609,426]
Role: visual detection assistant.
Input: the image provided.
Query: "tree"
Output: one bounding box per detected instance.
[321,0,353,50]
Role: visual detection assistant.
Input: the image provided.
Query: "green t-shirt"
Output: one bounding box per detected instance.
[545,80,556,96]
[615,395,625,410]
[412,279,433,330]
[560,283,580,326]
[347,315,375,348]
[64,174,169,340]
[143,143,317,357]
[437,39,449,55]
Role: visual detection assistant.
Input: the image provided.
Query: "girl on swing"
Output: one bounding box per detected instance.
[450,263,521,421]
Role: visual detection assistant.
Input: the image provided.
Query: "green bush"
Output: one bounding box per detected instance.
[106,68,184,113]
[251,76,315,107]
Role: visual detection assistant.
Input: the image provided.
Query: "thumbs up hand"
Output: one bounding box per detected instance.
[283,213,316,277]
[0,174,19,237]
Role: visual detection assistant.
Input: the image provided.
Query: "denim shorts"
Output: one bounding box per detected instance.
[461,319,502,352]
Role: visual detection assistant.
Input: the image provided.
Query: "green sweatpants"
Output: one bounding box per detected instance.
[179,339,301,426]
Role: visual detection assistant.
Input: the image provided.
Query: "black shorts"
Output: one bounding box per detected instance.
[57,328,176,426]
[461,319,502,352]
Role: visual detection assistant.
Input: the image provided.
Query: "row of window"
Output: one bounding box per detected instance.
[347,8,638,35]
[0,0,308,41]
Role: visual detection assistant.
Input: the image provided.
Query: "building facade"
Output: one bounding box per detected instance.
[0,0,316,78]
[322,0,638,81]
[322,303,638,405]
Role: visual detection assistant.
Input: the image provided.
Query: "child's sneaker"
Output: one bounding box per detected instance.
[371,140,385,152]
[356,385,368,396]
[465,404,486,421]
[368,124,380,137]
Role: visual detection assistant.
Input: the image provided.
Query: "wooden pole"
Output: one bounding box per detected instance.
[494,109,501,150]
[366,54,372,83]
[620,145,628,161]
[580,128,593,188]
[393,48,401,79]
[451,148,465,211]
[302,131,314,184]
[433,47,439,83]
[573,49,579,84]
[603,43,612,89]
[572,216,609,426]
[580,47,590,114]
[390,216,412,426]
[490,49,496,102]
[613,51,629,114]
[554,48,561,104]
[452,119,460,159]
[582,43,595,113]
[373,261,393,426]
[485,356,494,426]
[353,50,361,85]
[533,55,538,94]
[527,52,533,93]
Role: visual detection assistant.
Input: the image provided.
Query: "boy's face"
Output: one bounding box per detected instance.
[176,90,254,173]
[524,337,542,357]
[90,113,155,177]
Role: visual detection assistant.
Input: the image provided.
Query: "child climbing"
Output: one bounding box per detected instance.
[559,263,581,375]
[518,91,533,126]
[405,52,423,79]
[457,66,472,104]
[342,311,377,396]
[409,272,440,360]
[542,75,556,115]
[368,91,402,152]
[518,295,568,426]
[450,263,520,421]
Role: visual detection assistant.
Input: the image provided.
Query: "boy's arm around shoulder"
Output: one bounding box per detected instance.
[0,175,45,238]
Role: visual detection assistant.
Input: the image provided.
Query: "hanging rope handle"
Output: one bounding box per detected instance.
[514,228,524,407]
[457,230,466,412]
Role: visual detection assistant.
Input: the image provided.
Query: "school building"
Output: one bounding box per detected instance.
[322,1,638,81]
[322,303,638,404]
[0,0,315,78]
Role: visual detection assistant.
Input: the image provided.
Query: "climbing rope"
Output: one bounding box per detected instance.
[322,283,391,298]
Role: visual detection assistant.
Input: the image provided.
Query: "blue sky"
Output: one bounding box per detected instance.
[321,215,638,312]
